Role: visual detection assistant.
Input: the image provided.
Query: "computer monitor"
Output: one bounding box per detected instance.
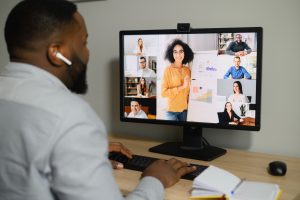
[120,27,262,161]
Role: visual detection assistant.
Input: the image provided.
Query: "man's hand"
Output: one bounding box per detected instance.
[141,158,196,188]
[235,51,247,56]
[109,142,133,169]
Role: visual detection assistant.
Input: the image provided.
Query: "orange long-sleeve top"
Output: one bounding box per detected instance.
[161,65,191,112]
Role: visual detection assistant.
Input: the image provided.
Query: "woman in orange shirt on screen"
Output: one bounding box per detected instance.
[161,39,194,121]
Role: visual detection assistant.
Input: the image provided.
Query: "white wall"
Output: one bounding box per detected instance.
[1,0,300,158]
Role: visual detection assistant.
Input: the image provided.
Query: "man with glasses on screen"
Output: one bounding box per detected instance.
[137,56,156,77]
[225,34,252,56]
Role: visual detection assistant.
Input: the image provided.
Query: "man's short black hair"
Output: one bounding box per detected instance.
[139,56,146,61]
[5,0,77,56]
[165,39,194,64]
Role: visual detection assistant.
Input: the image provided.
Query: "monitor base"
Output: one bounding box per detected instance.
[149,142,226,161]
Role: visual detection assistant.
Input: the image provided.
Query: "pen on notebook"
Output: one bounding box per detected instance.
[231,178,246,195]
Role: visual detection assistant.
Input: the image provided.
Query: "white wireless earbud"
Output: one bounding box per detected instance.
[55,52,72,66]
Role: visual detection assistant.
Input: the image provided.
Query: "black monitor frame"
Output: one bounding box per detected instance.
[120,27,263,161]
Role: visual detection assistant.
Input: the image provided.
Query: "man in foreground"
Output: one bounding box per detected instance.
[0,0,195,200]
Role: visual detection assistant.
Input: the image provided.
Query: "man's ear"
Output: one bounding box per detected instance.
[47,44,65,66]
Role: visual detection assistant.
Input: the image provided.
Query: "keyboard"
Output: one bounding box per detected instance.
[109,152,208,180]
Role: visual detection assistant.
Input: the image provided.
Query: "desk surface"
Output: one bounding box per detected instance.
[110,136,300,200]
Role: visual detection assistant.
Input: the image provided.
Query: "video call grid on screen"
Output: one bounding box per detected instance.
[120,27,262,130]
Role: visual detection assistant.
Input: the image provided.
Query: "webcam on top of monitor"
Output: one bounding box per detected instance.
[177,23,191,33]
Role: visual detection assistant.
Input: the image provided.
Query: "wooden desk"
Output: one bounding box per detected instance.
[110,136,300,200]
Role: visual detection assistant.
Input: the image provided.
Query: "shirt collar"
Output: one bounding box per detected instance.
[1,62,70,93]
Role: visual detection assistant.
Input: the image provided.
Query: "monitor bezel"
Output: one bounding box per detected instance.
[120,27,263,131]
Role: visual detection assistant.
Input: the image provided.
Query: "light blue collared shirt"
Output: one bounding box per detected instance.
[224,66,251,79]
[0,62,164,200]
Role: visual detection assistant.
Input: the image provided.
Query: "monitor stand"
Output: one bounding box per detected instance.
[149,125,226,161]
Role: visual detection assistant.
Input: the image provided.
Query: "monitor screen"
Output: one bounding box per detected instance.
[120,27,263,161]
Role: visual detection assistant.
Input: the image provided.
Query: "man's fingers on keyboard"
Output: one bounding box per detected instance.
[177,165,197,176]
[167,158,190,171]
[120,148,133,159]
[166,158,182,166]
[109,142,133,159]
